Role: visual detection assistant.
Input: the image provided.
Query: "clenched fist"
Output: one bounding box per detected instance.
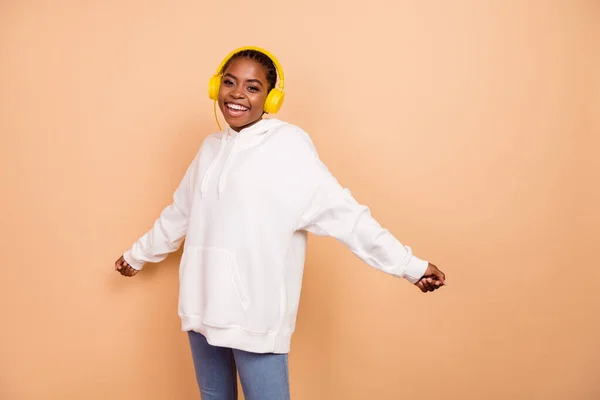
[115,255,139,277]
[415,262,445,293]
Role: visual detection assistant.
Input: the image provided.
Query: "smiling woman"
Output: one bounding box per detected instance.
[216,49,280,131]
[116,46,444,399]
[218,58,269,131]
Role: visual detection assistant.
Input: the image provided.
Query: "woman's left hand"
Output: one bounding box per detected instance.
[415,262,445,293]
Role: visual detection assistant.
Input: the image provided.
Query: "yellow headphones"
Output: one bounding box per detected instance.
[208,46,285,115]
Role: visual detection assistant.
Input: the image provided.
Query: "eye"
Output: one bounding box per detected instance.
[223,79,234,86]
[248,86,259,92]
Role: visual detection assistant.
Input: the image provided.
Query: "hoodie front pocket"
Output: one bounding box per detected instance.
[179,246,250,326]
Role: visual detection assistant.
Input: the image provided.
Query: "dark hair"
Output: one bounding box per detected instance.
[221,49,278,91]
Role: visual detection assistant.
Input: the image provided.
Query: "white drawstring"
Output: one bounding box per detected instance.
[218,132,240,198]
[199,132,228,198]
[201,119,271,199]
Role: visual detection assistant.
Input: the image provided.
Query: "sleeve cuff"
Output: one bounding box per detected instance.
[401,256,428,284]
[123,249,146,271]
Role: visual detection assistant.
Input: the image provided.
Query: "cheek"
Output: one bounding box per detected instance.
[251,93,267,111]
[218,85,227,100]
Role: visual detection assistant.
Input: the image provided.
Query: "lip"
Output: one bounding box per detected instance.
[225,101,250,109]
[224,102,250,118]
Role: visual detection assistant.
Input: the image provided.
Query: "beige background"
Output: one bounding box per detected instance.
[1,1,599,399]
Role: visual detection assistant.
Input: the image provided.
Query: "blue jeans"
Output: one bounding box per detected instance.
[188,331,291,400]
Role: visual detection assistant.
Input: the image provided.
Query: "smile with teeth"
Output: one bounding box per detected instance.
[226,103,249,112]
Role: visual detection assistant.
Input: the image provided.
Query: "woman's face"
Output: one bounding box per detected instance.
[218,57,269,132]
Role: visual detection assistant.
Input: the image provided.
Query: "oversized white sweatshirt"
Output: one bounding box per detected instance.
[123,118,428,354]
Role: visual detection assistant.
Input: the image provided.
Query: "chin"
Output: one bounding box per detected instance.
[226,116,262,131]
[224,117,248,129]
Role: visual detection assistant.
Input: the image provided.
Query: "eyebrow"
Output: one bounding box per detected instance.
[223,73,264,87]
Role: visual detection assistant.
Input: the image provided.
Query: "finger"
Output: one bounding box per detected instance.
[427,277,436,291]
[416,281,427,293]
[422,279,433,292]
[116,256,127,270]
[432,269,445,284]
[434,271,445,284]
[427,279,436,291]
[432,277,444,289]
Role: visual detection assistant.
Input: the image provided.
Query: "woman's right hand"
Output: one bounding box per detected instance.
[115,255,139,277]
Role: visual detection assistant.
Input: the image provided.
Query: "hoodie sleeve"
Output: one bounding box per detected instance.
[296,159,428,284]
[122,151,200,271]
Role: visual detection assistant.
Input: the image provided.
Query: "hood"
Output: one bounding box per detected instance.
[199,118,286,199]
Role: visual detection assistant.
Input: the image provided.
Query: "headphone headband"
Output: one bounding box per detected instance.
[215,46,285,90]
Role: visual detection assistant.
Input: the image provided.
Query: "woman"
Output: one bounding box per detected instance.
[115,46,446,399]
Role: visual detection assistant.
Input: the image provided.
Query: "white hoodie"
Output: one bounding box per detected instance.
[123,118,428,354]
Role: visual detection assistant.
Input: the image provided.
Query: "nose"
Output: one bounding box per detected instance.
[230,85,245,99]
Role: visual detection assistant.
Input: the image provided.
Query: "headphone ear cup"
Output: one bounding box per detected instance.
[208,75,221,101]
[263,88,285,114]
